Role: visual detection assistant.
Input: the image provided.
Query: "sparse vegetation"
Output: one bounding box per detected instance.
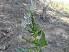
[1,0,69,52]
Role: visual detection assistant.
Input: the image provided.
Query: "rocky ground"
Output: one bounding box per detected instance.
[0,0,69,52]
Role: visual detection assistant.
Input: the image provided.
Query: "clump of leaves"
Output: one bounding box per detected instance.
[16,10,48,52]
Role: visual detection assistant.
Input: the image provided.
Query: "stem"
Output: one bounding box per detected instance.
[22,36,32,43]
[36,47,39,52]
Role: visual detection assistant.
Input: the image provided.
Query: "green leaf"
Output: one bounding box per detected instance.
[45,42,48,46]
[31,39,38,44]
[29,10,34,16]
[41,30,45,40]
[15,47,26,52]
[32,27,37,32]
[39,47,42,52]
[38,29,46,47]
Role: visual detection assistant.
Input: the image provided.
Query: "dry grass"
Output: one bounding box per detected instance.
[50,1,69,13]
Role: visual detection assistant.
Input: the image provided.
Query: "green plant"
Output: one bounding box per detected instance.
[15,10,48,52]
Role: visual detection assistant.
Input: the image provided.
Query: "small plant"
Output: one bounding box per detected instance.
[16,10,48,52]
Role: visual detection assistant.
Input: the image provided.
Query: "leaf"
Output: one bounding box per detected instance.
[41,30,45,40]
[32,27,37,32]
[31,39,38,44]
[39,47,42,52]
[45,42,48,46]
[29,10,33,16]
[15,47,26,52]
[38,29,46,47]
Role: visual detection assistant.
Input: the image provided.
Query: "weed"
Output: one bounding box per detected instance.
[15,10,48,52]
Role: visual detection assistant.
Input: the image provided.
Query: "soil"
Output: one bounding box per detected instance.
[0,0,69,52]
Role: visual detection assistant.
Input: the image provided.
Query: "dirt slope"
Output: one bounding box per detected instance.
[0,0,69,52]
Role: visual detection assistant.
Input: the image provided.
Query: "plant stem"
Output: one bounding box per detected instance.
[22,36,32,43]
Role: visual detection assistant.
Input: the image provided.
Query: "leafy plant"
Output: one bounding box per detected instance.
[15,10,48,52]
